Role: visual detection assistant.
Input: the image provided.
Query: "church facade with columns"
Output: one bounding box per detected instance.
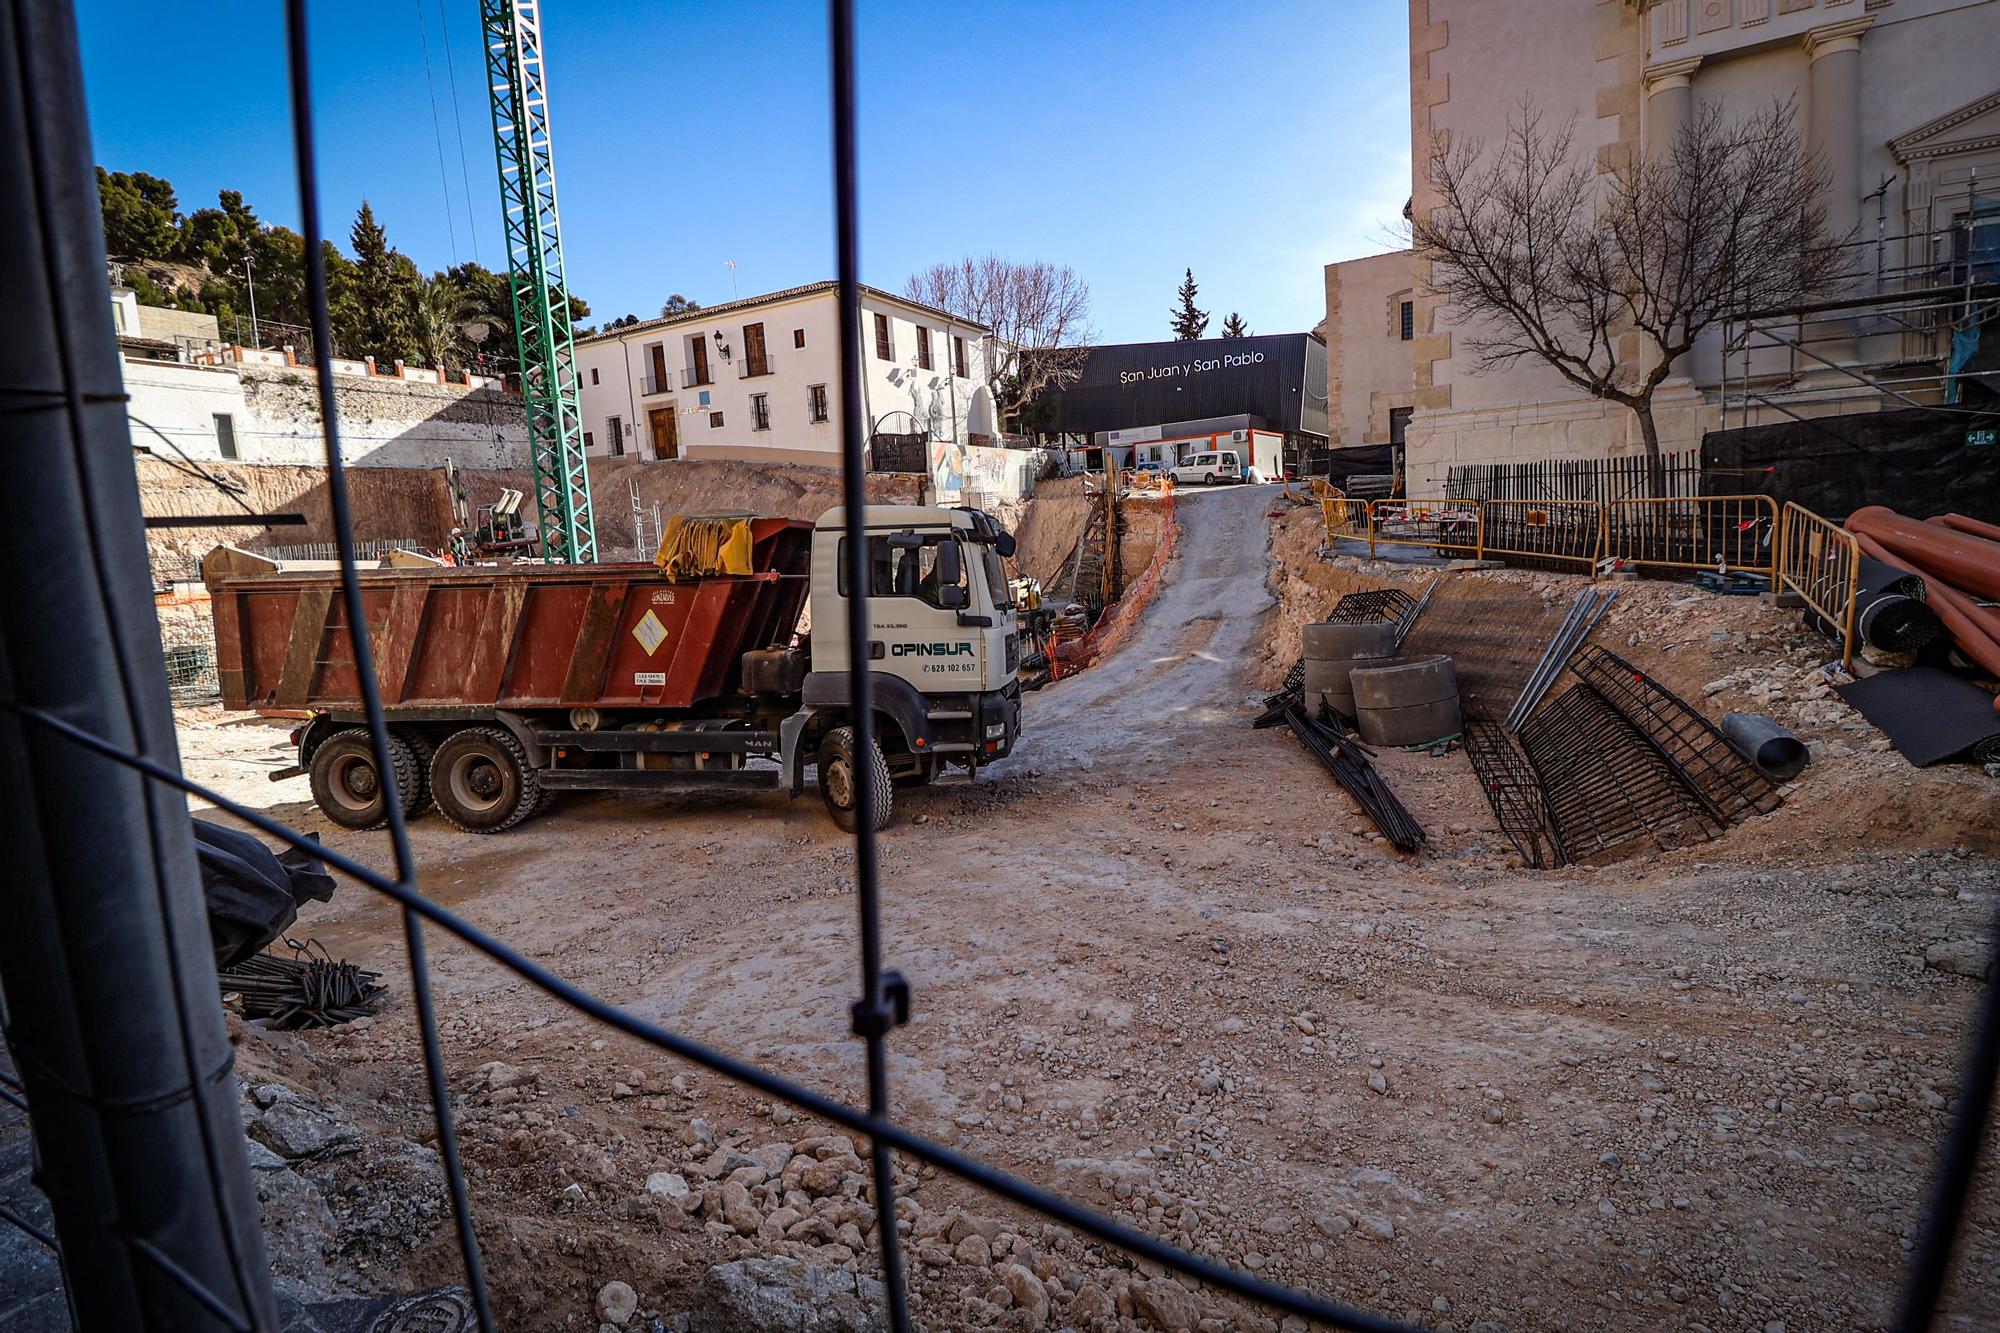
[1400,0,2000,492]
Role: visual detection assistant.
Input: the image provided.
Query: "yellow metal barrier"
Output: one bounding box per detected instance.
[1602,494,1780,579]
[1777,501,1860,668]
[1321,495,1368,543]
[1365,498,1483,560]
[1477,499,1604,570]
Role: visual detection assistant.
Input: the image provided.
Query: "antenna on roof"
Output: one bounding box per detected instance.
[724,259,739,298]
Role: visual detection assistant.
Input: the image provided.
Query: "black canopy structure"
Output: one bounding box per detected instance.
[1037,332,1328,443]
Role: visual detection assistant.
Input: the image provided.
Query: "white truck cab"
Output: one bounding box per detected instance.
[795,504,1023,807]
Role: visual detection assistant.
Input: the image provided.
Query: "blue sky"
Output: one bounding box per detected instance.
[77,1,1409,343]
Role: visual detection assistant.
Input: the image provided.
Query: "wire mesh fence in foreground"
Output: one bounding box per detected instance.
[2,0,1996,1330]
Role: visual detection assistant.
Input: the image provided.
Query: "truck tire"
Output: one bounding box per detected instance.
[817,727,892,832]
[429,726,542,833]
[397,729,435,817]
[309,728,416,831]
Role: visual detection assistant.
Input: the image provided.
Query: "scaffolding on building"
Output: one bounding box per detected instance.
[1719,209,2000,434]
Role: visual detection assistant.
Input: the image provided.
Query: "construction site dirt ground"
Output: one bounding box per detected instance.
[174,483,2000,1332]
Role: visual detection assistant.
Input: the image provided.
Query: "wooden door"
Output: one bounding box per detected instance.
[649,407,679,460]
[648,343,667,389]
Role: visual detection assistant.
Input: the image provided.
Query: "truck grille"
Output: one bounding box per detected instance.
[1005,632,1019,674]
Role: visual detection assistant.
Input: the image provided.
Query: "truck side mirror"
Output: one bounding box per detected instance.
[939,585,967,609]
[934,539,963,587]
[994,532,1016,558]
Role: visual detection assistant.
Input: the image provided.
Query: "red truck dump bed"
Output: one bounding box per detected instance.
[208,518,810,713]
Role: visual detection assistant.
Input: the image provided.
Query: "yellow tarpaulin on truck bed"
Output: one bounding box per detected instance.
[655,516,755,580]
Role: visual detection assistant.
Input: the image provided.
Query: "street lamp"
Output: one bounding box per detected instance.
[243,252,260,348]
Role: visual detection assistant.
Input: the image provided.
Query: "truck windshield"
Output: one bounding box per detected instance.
[981,546,1014,610]
[837,534,967,610]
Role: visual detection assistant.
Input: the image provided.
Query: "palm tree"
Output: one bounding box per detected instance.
[410,275,469,373]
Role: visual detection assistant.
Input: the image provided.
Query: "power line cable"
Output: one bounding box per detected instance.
[434,0,482,266]
[413,0,460,267]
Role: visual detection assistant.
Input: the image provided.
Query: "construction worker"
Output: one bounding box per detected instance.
[448,526,469,565]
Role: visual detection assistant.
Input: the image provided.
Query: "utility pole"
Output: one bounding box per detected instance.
[0,1,279,1327]
[1101,463,1121,609]
[243,252,259,348]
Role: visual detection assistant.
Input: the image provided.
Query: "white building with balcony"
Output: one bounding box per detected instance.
[573,282,998,467]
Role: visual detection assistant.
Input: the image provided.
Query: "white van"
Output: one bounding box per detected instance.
[1169,450,1244,486]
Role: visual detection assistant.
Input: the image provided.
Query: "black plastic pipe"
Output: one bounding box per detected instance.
[0,1,276,1326]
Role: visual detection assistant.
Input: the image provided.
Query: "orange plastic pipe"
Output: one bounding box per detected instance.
[1850,532,2000,710]
[1847,506,2000,602]
[1928,512,2000,545]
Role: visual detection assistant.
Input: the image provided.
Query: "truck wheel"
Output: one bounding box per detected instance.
[430,726,542,833]
[817,727,892,833]
[309,728,416,831]
[397,729,435,817]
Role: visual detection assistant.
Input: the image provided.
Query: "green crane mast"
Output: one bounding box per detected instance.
[481,0,595,563]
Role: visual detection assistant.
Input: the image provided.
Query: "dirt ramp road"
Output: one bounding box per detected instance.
[1002,482,1275,771]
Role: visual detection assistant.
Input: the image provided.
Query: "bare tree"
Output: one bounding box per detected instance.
[1412,100,1849,491]
[905,256,1094,434]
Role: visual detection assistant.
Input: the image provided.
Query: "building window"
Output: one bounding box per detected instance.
[916,326,933,371]
[1399,300,1414,341]
[793,327,807,349]
[952,335,968,379]
[709,411,725,429]
[686,334,711,386]
[214,413,237,460]
[590,366,599,385]
[742,322,770,376]
[751,393,771,431]
[873,312,892,360]
[607,415,623,456]
[808,383,829,423]
[583,431,595,451]
[1389,406,1412,445]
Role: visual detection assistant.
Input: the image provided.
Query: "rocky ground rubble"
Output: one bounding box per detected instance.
[179,488,1997,1330]
[231,1024,453,1307]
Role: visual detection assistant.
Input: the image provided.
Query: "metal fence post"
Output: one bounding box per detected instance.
[0,1,278,1327]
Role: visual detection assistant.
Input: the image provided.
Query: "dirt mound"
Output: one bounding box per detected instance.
[1011,475,1092,584]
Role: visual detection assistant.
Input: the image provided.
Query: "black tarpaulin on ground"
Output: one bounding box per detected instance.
[1835,667,2000,767]
[194,819,337,967]
[1700,408,2000,523]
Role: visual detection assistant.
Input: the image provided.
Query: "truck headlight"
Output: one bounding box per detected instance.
[985,722,1005,739]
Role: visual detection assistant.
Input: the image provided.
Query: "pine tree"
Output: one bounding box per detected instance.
[342,201,418,364]
[1170,268,1209,340]
[1221,312,1249,338]
[96,168,180,258]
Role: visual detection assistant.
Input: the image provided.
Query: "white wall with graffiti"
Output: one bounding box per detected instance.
[927,440,1047,504]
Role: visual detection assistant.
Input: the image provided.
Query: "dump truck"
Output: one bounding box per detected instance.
[204,504,1023,833]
